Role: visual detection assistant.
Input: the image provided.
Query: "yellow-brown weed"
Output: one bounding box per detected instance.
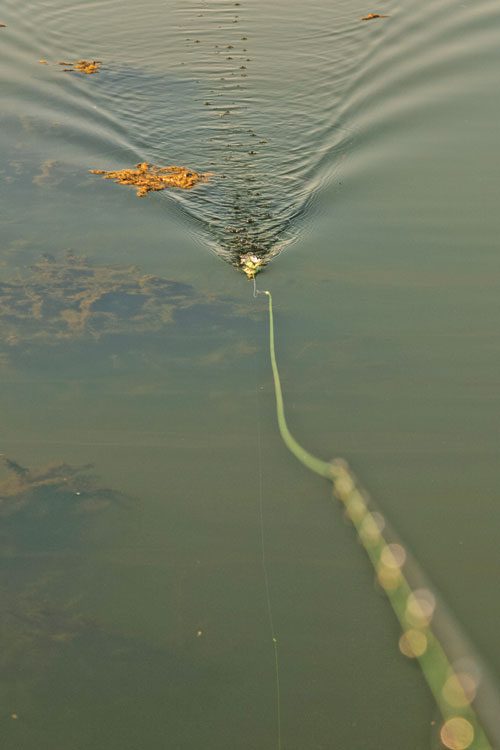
[58,60,102,74]
[361,13,389,21]
[90,162,211,196]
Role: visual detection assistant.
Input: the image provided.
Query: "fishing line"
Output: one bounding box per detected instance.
[255,383,282,750]
[262,288,332,479]
[254,286,497,750]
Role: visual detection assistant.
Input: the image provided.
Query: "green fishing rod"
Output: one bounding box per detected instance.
[257,285,495,750]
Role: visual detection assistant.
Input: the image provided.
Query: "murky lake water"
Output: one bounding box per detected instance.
[1,0,500,747]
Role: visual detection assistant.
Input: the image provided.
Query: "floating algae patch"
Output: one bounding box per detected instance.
[37,59,102,73]
[90,162,211,196]
[361,13,389,21]
[58,59,102,74]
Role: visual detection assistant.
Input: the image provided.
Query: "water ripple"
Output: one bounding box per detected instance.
[2,0,498,269]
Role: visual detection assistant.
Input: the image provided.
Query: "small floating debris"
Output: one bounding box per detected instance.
[0,23,7,28]
[89,162,211,196]
[58,59,102,74]
[361,13,389,21]
[39,59,102,73]
[240,253,265,279]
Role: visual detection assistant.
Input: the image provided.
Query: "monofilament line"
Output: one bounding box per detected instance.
[256,384,282,750]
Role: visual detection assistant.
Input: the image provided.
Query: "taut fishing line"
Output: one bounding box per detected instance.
[255,382,282,750]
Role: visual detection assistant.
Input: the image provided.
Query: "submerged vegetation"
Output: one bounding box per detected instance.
[0,456,128,550]
[0,584,95,682]
[0,456,133,698]
[0,456,126,517]
[0,253,255,370]
[90,162,211,196]
[0,254,207,348]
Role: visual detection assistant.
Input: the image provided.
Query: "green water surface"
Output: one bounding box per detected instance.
[1,0,500,748]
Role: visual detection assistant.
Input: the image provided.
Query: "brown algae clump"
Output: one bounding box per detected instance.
[361,13,389,21]
[90,162,210,196]
[59,59,102,74]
